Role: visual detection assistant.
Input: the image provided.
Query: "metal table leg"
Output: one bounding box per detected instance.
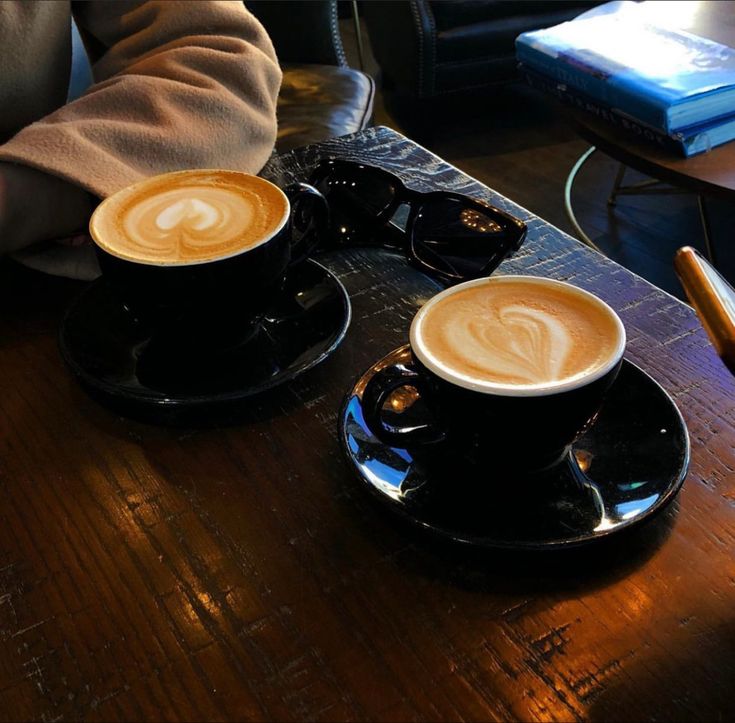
[564,146,604,254]
[565,147,720,265]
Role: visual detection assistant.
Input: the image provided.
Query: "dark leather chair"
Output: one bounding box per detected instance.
[361,0,600,101]
[247,0,375,153]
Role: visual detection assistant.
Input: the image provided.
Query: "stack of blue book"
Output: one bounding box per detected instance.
[515,1,735,157]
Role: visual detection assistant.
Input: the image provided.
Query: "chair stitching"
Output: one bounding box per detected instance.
[329,0,348,66]
[408,0,433,97]
[422,0,437,96]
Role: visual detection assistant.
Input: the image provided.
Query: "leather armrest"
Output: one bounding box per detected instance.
[276,65,375,153]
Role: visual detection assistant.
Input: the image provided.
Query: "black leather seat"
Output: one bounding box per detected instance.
[247,0,375,153]
[361,0,600,100]
[274,65,374,153]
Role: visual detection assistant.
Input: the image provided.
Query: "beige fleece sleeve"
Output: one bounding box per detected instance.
[0,0,281,199]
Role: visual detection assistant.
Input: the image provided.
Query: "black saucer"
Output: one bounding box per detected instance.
[59,259,351,424]
[340,346,689,550]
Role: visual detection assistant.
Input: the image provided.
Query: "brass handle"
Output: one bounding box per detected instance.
[674,246,735,375]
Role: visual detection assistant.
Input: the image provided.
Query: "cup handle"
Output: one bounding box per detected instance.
[362,358,447,447]
[283,182,329,264]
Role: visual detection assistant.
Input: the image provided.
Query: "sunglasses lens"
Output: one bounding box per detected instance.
[311,163,398,244]
[411,198,523,280]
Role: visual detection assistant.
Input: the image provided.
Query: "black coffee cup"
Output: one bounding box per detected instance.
[89,169,328,348]
[363,276,626,473]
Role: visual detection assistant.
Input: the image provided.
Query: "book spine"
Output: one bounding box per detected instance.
[516,40,671,132]
[519,66,691,157]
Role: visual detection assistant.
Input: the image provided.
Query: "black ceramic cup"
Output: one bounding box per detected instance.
[89,169,328,350]
[363,276,627,473]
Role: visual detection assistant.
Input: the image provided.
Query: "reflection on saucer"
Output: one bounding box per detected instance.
[59,259,351,424]
[341,346,689,551]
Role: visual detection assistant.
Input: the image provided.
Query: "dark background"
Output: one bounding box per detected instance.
[338,4,735,300]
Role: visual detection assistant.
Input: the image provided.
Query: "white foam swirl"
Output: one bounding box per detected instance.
[121,186,256,261]
[155,198,221,232]
[442,303,572,384]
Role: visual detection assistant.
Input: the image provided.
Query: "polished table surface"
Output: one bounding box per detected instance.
[1,126,734,721]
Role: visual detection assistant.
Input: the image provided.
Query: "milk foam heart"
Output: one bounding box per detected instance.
[154,197,223,231]
[121,186,257,260]
[445,304,573,384]
[413,277,624,391]
[91,170,288,265]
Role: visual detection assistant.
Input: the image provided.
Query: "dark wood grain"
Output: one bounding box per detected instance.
[1,126,733,722]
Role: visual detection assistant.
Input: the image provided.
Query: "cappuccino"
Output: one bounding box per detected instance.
[411,276,625,393]
[90,170,289,265]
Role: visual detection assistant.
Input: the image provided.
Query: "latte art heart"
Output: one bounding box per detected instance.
[443,305,572,384]
[122,186,257,260]
[155,198,222,232]
[91,171,288,265]
[415,279,621,388]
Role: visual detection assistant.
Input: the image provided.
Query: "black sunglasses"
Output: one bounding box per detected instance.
[307,159,527,284]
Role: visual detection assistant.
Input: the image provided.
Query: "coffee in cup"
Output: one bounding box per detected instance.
[92,170,289,265]
[363,276,626,472]
[89,169,327,346]
[413,276,622,391]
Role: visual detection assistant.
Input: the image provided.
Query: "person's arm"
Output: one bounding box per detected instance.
[0,0,281,253]
[0,163,96,254]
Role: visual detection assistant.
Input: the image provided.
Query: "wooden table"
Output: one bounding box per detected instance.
[1,126,734,722]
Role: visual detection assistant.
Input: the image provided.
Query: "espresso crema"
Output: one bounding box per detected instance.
[412,277,624,391]
[90,170,288,265]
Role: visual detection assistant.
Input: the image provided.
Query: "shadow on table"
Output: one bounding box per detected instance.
[346,490,679,598]
[585,617,735,720]
[0,258,85,341]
